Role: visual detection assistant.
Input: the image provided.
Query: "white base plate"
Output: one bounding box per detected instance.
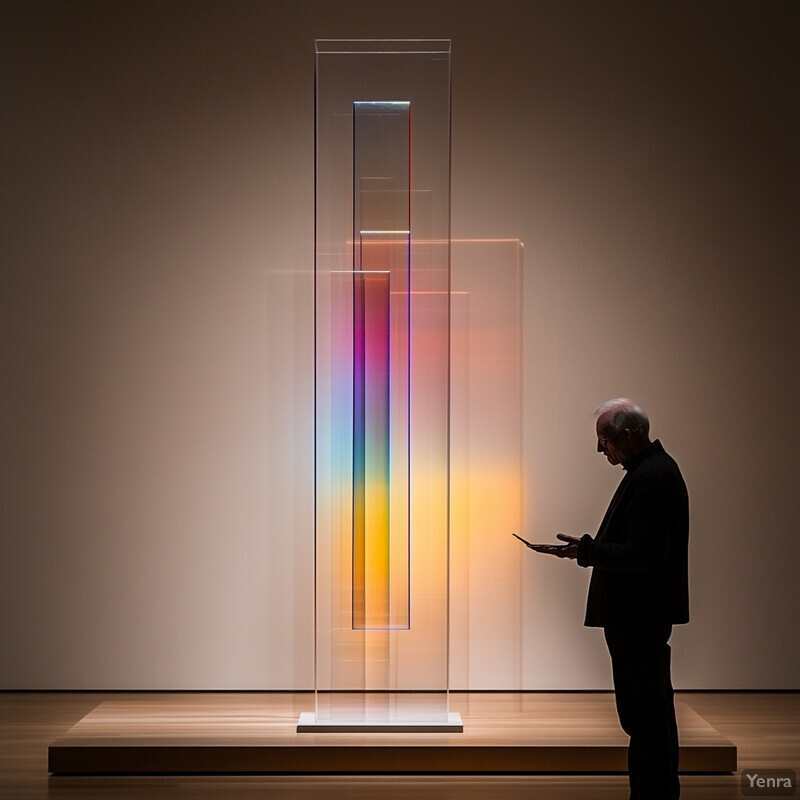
[296,710,464,733]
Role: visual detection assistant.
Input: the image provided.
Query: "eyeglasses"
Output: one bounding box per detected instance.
[597,429,625,453]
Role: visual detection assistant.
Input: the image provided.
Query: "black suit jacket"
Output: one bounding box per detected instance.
[577,440,689,628]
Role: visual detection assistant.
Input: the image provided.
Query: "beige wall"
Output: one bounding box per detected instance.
[2,0,798,689]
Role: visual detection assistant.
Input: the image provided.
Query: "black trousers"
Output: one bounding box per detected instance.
[604,624,680,800]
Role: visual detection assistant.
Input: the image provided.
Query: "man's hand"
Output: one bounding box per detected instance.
[531,533,580,559]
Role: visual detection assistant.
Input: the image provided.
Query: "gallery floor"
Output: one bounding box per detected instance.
[2,692,798,799]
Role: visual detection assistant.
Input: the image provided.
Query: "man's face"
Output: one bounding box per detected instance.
[596,415,627,466]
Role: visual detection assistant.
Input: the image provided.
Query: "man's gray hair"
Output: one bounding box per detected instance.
[594,398,650,440]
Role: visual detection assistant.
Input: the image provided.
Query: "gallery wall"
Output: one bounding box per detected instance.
[2,0,798,689]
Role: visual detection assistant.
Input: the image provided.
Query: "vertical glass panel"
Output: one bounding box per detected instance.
[449,239,524,690]
[352,101,410,632]
[314,40,451,727]
[352,270,393,630]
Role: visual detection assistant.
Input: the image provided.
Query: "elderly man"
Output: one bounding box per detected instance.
[536,398,689,800]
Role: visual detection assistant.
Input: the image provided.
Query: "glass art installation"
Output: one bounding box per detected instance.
[302,39,457,731]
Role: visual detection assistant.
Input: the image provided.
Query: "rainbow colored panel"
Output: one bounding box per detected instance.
[351,102,411,630]
[352,269,391,628]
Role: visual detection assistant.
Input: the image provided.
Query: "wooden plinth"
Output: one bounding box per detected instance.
[48,693,737,775]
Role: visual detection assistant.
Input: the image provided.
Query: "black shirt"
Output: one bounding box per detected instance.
[577,440,690,628]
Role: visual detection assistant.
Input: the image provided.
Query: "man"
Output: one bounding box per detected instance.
[538,398,689,800]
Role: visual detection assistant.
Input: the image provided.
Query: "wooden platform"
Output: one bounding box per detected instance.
[48,692,737,775]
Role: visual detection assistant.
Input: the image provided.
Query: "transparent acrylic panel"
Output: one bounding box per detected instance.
[449,239,524,690]
[352,102,410,632]
[314,40,451,725]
